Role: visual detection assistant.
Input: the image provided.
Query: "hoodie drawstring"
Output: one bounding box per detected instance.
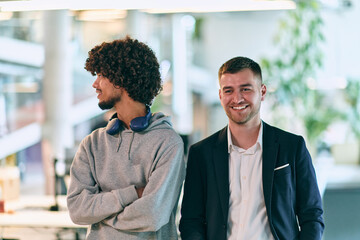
[116,133,122,152]
[128,132,134,161]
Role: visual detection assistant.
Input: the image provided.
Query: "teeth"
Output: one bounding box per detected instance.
[233,106,246,110]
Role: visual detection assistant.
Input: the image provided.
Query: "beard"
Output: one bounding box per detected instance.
[98,95,121,110]
[225,103,261,125]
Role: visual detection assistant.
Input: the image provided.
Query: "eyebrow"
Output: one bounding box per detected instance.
[222,83,253,90]
[239,83,253,87]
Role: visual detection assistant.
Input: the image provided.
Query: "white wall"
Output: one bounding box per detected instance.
[201,10,286,79]
[321,0,360,80]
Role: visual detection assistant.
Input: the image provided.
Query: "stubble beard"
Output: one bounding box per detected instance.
[227,103,261,125]
[98,95,121,110]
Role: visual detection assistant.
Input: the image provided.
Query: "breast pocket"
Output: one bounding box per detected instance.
[273,163,292,203]
[272,163,297,239]
[273,162,293,213]
[274,163,291,176]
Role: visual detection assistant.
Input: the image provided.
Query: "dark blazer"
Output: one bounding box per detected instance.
[179,122,324,240]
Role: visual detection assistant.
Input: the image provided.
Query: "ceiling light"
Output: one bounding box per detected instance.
[76,10,127,21]
[144,0,296,13]
[0,0,296,13]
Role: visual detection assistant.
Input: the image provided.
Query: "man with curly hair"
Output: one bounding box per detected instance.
[67,36,185,240]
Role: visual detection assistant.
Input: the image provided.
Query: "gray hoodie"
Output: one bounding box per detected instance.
[67,112,185,239]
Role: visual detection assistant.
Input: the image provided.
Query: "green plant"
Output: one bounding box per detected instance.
[260,0,343,150]
[344,78,360,137]
[344,78,360,162]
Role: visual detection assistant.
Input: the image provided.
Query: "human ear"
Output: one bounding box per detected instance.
[261,84,267,101]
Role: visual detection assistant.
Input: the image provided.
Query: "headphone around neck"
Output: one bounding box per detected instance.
[106,109,152,135]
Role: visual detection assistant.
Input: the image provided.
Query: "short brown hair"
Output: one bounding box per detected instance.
[218,56,262,83]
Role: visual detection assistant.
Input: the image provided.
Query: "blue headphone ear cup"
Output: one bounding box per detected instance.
[106,118,122,135]
[130,110,152,132]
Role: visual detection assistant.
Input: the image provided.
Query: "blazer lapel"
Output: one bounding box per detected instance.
[262,122,279,219]
[212,127,230,223]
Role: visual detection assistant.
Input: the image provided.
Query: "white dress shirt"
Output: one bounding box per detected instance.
[227,123,274,240]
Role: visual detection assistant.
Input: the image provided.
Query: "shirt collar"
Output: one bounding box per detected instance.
[227,121,263,153]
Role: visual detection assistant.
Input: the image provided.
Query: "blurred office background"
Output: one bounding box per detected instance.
[0,0,359,239]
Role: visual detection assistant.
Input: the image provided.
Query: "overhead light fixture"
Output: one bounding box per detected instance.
[0,0,63,12]
[0,0,296,13]
[144,0,296,13]
[76,10,127,22]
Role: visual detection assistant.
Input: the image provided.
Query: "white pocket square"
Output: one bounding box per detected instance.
[274,163,289,171]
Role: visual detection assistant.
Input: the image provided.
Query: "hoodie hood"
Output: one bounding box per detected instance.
[145,112,173,131]
[105,112,172,134]
[104,112,175,160]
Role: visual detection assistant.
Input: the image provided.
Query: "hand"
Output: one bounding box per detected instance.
[135,186,145,198]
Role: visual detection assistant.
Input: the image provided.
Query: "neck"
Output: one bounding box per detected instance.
[114,93,147,129]
[229,119,261,149]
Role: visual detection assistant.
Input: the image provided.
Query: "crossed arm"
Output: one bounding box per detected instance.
[67,140,185,232]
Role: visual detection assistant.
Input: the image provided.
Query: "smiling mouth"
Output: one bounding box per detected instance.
[232,105,247,110]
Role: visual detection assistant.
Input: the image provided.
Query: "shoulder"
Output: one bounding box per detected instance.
[191,127,227,151]
[79,127,107,148]
[263,122,307,152]
[148,112,184,145]
[149,125,184,148]
[263,122,304,141]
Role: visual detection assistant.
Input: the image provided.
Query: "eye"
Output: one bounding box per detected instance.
[241,88,251,92]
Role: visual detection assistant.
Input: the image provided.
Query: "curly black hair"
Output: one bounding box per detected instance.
[85,36,162,105]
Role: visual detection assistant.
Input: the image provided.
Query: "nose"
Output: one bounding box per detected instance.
[233,91,244,104]
[92,76,99,89]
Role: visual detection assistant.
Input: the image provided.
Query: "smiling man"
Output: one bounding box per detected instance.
[179,56,324,240]
[67,36,185,240]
